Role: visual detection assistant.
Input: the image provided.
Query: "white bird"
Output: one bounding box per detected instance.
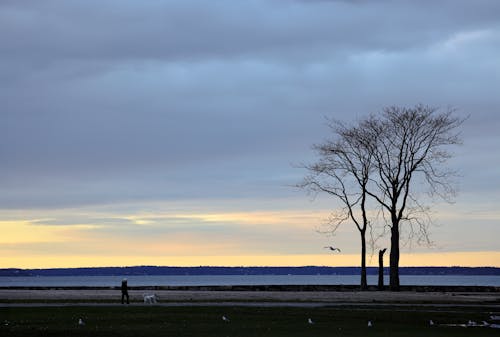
[78,318,85,326]
[367,320,373,327]
[324,246,341,252]
[308,318,314,325]
[429,320,435,326]
[222,315,230,322]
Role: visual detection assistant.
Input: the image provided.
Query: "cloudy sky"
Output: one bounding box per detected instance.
[1,0,499,268]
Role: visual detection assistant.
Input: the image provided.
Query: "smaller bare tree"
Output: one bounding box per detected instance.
[300,120,374,290]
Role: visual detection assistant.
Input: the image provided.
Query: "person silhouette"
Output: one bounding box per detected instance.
[121,278,130,304]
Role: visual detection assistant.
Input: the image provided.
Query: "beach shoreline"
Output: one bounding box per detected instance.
[1,286,499,305]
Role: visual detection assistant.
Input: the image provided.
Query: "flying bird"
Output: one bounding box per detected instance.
[324,246,341,252]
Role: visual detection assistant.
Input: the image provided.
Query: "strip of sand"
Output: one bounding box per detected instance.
[1,288,499,305]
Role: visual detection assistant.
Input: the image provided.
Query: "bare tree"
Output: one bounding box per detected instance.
[363,105,464,290]
[300,120,374,290]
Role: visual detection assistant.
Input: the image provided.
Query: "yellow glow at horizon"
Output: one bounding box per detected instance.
[2,208,499,269]
[0,220,90,244]
[1,252,499,269]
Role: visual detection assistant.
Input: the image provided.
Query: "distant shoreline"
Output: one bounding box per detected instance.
[2,266,500,277]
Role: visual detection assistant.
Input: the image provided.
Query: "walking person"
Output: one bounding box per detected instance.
[121,278,130,304]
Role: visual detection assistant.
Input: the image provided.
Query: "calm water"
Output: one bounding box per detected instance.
[1,275,499,287]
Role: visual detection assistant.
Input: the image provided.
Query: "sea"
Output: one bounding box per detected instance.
[1,274,499,287]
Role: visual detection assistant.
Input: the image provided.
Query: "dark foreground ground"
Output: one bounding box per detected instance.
[1,305,500,337]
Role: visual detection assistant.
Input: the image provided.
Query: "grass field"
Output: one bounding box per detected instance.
[1,305,499,336]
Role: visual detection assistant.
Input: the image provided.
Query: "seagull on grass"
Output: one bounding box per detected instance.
[308,318,314,325]
[324,246,341,252]
[222,315,230,322]
[78,318,85,326]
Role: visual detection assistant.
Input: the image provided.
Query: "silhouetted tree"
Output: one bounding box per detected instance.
[302,105,464,291]
[363,105,464,290]
[300,120,374,290]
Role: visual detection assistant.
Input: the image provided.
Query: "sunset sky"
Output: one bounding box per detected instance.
[1,0,499,268]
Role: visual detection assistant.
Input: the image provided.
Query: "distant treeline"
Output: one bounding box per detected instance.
[1,266,499,277]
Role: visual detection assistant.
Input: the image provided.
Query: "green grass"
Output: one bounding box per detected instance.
[1,305,498,336]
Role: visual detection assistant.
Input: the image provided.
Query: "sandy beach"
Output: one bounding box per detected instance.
[1,288,499,305]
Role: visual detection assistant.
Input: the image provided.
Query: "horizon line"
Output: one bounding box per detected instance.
[3,265,500,270]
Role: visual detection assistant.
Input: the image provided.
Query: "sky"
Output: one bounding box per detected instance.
[1,0,499,268]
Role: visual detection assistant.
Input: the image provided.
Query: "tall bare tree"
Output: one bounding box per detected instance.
[302,105,464,291]
[363,105,464,290]
[300,120,374,290]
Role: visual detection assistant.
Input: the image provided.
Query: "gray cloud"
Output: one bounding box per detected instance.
[1,0,499,210]
[2,1,499,62]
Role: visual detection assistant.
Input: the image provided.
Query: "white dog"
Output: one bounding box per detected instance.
[143,293,159,304]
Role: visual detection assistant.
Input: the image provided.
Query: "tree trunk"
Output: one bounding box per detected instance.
[360,231,367,290]
[378,248,386,290]
[389,224,400,291]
